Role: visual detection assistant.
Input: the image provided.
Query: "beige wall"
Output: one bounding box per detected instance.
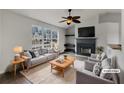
[0,10,65,73]
[99,13,121,43]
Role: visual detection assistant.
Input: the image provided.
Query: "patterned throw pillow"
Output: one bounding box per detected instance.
[100,52,107,61]
[93,62,102,76]
[96,54,101,60]
[100,58,113,80]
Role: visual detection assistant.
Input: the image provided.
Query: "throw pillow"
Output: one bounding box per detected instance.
[34,51,39,57]
[38,49,42,55]
[41,49,48,54]
[93,62,102,76]
[100,52,107,61]
[29,50,36,58]
[96,54,101,60]
[101,58,111,67]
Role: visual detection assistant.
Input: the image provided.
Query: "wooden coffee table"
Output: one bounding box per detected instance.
[49,56,75,77]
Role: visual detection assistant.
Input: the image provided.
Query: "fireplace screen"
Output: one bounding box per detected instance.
[80,48,91,54]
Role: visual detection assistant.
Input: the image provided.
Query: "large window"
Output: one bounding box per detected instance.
[32,25,58,49]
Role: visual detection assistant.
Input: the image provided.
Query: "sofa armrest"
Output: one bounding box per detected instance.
[48,49,60,56]
[76,70,114,84]
[84,60,96,71]
[24,58,32,68]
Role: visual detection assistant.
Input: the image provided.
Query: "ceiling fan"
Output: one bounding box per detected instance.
[59,9,81,25]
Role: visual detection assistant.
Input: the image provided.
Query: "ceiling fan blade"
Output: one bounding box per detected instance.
[73,19,81,23]
[59,20,67,23]
[72,16,80,19]
[62,17,68,19]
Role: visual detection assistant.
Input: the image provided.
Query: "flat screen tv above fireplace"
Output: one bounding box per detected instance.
[78,26,95,37]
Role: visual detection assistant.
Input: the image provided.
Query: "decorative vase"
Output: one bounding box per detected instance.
[64,55,67,59]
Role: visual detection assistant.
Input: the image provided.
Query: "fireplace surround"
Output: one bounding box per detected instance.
[76,38,96,56]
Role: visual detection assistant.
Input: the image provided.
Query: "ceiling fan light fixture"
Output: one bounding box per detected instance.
[66,19,72,25]
[59,9,81,25]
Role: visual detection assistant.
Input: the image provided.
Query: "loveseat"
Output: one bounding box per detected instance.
[76,58,119,84]
[24,48,59,69]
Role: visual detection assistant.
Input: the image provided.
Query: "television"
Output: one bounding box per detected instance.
[78,26,95,37]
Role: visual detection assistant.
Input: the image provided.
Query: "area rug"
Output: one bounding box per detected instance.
[20,62,76,84]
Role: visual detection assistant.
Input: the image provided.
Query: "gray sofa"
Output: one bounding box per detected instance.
[24,49,59,69]
[76,59,119,84]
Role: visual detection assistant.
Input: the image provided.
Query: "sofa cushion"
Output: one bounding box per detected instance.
[85,60,96,72]
[93,62,102,76]
[31,55,47,66]
[52,53,58,57]
[44,53,54,60]
[48,49,54,53]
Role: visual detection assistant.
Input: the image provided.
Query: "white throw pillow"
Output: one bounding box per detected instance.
[100,52,107,61]
[34,51,39,57]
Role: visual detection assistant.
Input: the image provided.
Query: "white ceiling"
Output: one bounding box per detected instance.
[10,9,121,28]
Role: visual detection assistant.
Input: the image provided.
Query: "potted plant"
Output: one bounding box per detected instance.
[96,46,104,55]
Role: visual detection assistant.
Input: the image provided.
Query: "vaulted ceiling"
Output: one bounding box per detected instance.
[10,9,121,28]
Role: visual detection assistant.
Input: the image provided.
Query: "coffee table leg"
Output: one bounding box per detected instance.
[21,62,25,70]
[51,64,52,72]
[62,69,64,77]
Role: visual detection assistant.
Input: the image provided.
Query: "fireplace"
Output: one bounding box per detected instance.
[76,38,96,56]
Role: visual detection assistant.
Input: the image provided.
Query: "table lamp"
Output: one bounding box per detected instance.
[13,46,23,61]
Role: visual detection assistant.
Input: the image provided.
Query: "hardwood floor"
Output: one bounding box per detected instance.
[0,71,31,84]
[0,53,84,84]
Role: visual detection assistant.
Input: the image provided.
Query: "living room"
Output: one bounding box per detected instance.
[0,9,124,84]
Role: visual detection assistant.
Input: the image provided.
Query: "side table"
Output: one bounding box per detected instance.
[12,58,25,78]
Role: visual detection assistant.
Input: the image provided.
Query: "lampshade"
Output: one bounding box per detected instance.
[13,46,23,54]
